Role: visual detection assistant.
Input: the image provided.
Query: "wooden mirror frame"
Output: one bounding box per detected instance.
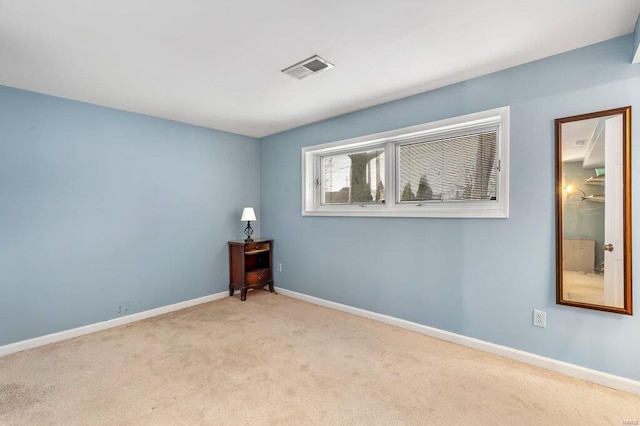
[555,106,632,315]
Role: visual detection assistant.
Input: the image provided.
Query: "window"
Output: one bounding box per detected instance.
[397,130,497,203]
[302,106,509,218]
[321,148,385,205]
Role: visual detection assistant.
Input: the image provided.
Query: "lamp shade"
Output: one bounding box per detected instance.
[241,207,257,222]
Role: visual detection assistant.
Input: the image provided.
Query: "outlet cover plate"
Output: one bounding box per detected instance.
[533,309,546,328]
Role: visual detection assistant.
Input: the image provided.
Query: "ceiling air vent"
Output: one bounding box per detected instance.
[281,55,334,80]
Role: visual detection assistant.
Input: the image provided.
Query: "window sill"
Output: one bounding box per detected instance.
[302,202,508,218]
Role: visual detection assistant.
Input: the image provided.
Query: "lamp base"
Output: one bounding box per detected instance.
[244,221,254,242]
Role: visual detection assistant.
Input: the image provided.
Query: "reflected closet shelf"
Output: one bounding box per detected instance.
[583,194,605,202]
[584,176,604,185]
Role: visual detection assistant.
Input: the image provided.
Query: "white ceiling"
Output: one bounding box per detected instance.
[561,117,600,163]
[1,1,639,138]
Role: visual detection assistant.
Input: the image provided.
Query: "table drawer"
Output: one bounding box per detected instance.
[246,269,270,285]
[244,242,270,254]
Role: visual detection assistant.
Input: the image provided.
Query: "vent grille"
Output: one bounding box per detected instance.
[282,55,334,80]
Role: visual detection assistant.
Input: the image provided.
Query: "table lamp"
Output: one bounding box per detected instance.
[241,207,257,242]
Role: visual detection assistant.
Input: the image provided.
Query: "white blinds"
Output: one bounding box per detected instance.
[398,130,498,202]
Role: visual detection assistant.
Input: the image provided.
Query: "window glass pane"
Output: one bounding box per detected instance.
[398,131,497,202]
[322,149,385,204]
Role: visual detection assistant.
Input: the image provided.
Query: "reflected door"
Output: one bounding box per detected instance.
[603,115,623,307]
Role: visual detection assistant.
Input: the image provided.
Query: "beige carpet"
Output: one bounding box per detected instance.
[1,291,638,425]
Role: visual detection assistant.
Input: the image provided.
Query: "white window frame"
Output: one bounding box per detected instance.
[302,106,510,218]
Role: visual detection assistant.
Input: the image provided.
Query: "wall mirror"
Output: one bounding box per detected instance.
[555,106,632,314]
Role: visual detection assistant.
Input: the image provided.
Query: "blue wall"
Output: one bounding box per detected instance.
[0,86,260,346]
[260,35,640,380]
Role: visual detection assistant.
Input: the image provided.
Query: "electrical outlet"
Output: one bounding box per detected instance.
[118,301,131,315]
[533,310,546,328]
[277,262,283,272]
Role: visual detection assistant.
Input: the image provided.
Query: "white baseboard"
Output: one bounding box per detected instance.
[275,287,640,396]
[0,291,229,357]
[4,287,638,395]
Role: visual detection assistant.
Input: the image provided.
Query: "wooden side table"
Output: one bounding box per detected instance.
[228,239,275,301]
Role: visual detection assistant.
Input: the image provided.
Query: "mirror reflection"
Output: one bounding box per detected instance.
[556,107,632,314]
